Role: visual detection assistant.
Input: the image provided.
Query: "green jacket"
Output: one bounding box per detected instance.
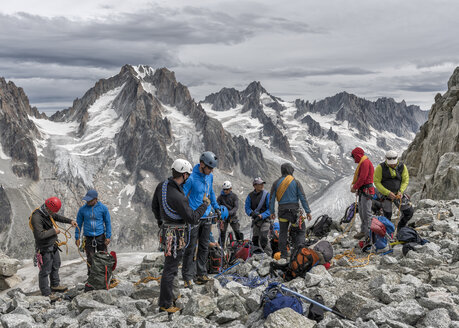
[374,161,409,196]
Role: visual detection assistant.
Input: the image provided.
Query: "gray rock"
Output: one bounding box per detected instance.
[417,199,438,209]
[217,293,247,317]
[393,299,425,325]
[379,256,397,265]
[421,308,451,328]
[0,275,22,290]
[263,307,315,328]
[90,289,115,305]
[170,314,214,328]
[0,313,35,328]
[131,285,161,300]
[371,284,415,304]
[335,291,382,320]
[51,316,79,328]
[215,310,240,324]
[183,294,217,318]
[418,291,459,320]
[399,274,422,287]
[109,280,135,297]
[72,293,108,312]
[0,255,20,277]
[84,308,127,327]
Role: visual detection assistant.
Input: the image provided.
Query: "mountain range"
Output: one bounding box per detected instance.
[0,64,433,258]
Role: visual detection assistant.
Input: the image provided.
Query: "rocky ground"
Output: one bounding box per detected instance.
[0,198,458,328]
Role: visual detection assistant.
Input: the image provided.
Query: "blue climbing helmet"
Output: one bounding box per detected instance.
[220,205,229,220]
[200,151,218,168]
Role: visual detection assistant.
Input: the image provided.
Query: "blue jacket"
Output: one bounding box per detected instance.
[75,201,112,240]
[269,177,311,214]
[182,164,219,218]
[245,190,271,219]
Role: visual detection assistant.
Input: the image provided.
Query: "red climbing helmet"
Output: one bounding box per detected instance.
[45,197,62,213]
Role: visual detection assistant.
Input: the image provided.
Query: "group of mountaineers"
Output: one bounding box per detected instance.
[28,146,416,317]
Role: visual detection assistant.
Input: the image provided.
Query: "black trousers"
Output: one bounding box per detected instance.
[383,206,414,230]
[84,234,107,275]
[279,221,305,258]
[220,218,243,246]
[38,245,61,296]
[182,221,211,281]
[159,249,183,308]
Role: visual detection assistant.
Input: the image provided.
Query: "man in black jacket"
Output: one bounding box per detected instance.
[152,159,209,313]
[29,197,77,297]
[217,180,243,246]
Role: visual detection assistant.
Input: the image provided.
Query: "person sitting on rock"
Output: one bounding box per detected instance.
[75,189,112,276]
[245,177,271,254]
[269,163,312,259]
[374,150,414,230]
[350,147,375,240]
[29,197,77,297]
[217,180,243,246]
[152,159,209,313]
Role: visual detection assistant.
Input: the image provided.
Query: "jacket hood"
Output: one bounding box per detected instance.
[281,163,294,176]
[351,147,365,163]
[192,163,205,176]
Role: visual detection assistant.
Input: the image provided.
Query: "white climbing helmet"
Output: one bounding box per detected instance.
[222,181,232,189]
[171,159,193,174]
[385,150,398,165]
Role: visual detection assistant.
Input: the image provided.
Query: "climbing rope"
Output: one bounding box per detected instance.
[332,248,375,268]
[133,276,162,286]
[217,253,272,288]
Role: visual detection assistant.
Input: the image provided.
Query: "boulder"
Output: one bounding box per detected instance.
[0,313,35,328]
[183,294,217,318]
[0,255,20,277]
[421,308,451,328]
[335,291,382,320]
[263,307,315,328]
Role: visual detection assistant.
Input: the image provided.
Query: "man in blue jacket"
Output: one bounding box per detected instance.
[182,151,221,287]
[75,189,112,275]
[245,177,271,253]
[270,163,312,259]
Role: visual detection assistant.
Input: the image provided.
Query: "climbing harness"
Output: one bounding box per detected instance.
[161,224,187,259]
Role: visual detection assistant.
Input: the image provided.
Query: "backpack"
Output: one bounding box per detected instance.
[369,216,395,251]
[261,282,303,319]
[85,251,116,291]
[207,246,226,274]
[229,240,260,263]
[307,294,325,322]
[396,227,428,256]
[341,203,358,224]
[285,245,320,281]
[307,215,332,238]
[312,240,334,263]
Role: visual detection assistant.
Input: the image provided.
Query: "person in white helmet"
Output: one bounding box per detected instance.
[217,181,243,246]
[374,150,414,229]
[151,158,210,313]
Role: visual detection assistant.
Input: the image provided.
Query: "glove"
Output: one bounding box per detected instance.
[251,211,260,219]
[215,208,221,220]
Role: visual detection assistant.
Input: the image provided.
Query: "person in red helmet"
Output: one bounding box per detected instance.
[350,147,375,240]
[29,197,77,297]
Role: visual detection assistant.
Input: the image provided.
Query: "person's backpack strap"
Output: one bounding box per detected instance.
[276,175,294,201]
[161,180,181,221]
[255,190,268,214]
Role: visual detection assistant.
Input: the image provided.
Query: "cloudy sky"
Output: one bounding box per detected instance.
[1,0,458,114]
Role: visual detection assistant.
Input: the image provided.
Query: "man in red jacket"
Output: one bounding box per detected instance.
[350,147,375,239]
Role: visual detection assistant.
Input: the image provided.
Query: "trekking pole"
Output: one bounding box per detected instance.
[279,286,349,320]
[214,261,241,278]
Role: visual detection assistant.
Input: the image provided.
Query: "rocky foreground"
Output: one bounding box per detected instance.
[0,199,458,328]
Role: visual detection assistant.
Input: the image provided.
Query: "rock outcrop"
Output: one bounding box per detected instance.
[403,67,459,200]
[0,253,20,291]
[295,92,428,138]
[0,77,43,180]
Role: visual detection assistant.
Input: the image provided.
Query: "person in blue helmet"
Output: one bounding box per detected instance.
[181,151,221,287]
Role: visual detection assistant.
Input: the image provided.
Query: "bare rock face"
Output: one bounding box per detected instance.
[0,186,12,240]
[0,77,42,180]
[403,67,459,200]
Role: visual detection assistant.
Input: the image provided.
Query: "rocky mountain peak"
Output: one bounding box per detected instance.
[403,67,459,200]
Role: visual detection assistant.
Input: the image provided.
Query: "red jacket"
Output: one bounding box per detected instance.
[351,148,375,194]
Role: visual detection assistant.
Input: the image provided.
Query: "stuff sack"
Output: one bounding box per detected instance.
[261,283,303,319]
[312,240,334,263]
[207,246,225,274]
[369,216,395,251]
[85,251,116,291]
[284,245,320,281]
[229,240,258,263]
[341,203,358,224]
[307,215,333,238]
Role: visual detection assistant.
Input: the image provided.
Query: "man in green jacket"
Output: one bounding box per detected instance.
[374,150,414,229]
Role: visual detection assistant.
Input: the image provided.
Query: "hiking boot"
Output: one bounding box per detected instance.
[51,285,68,293]
[353,232,366,240]
[183,280,193,289]
[194,275,213,285]
[49,293,61,302]
[159,306,181,313]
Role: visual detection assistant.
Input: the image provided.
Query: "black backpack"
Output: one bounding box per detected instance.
[207,246,225,274]
[85,251,116,291]
[307,215,333,238]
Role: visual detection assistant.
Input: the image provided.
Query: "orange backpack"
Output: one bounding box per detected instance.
[286,246,320,280]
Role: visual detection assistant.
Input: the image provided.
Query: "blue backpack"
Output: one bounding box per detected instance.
[261,283,303,318]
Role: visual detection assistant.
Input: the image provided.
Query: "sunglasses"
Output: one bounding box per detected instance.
[386,157,397,160]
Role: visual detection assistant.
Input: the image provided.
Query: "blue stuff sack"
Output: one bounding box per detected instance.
[261,283,303,318]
